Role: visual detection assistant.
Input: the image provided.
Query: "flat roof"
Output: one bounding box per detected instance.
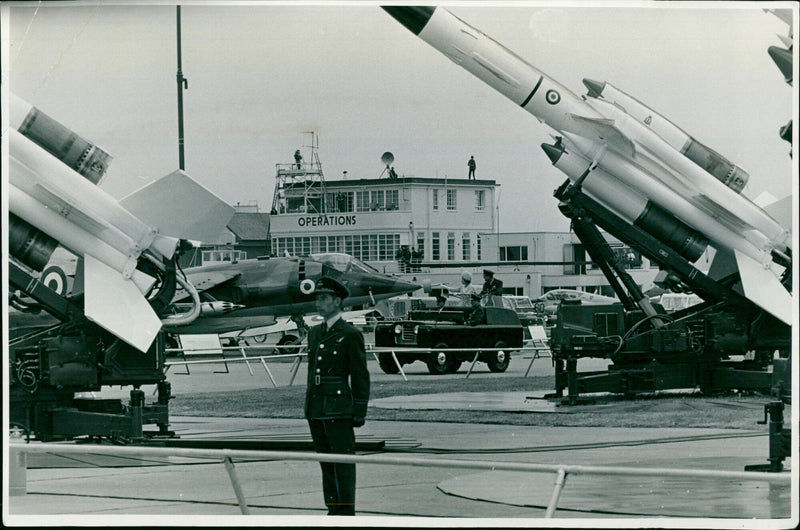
[317,177,498,188]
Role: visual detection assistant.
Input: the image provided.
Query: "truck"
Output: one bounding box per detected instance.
[373,297,524,375]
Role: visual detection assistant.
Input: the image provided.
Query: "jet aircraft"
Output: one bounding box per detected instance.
[165,252,420,335]
[533,289,619,316]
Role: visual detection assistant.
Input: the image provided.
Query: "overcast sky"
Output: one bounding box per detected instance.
[4,1,796,233]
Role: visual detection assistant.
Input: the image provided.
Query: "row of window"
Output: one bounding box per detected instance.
[321,189,486,213]
[429,232,480,261]
[432,189,485,211]
[272,234,401,262]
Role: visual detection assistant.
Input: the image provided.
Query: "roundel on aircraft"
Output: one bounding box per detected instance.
[299,278,316,295]
[545,89,561,105]
[40,266,68,296]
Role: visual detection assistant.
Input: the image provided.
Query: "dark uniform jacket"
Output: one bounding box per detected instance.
[304,318,370,422]
[481,277,503,296]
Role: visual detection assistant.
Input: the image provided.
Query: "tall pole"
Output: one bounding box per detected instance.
[176,6,187,170]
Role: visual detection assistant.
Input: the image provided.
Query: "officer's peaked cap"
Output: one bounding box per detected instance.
[315,277,349,299]
[483,269,494,276]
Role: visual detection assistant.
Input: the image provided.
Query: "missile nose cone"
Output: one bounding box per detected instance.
[582,78,606,98]
[541,142,565,165]
[381,6,435,35]
[767,46,793,84]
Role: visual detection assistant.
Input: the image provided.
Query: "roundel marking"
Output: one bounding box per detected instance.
[299,278,316,295]
[41,266,68,296]
[545,89,561,105]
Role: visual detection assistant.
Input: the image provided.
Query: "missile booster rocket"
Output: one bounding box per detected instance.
[383,6,792,324]
[8,93,235,350]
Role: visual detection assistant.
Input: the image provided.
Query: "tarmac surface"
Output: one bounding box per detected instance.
[5,351,796,527]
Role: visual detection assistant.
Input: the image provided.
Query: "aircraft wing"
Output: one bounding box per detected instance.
[172,269,241,302]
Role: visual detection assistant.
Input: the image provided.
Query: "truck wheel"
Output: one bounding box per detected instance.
[448,360,463,373]
[275,334,300,356]
[487,341,511,372]
[427,343,453,375]
[378,352,401,374]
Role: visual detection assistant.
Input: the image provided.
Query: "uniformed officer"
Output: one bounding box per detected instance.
[466,293,486,326]
[480,269,503,297]
[305,277,370,516]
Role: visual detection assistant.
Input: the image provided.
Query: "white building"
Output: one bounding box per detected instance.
[266,166,660,298]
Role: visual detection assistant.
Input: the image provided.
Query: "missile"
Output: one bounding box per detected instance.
[581,79,750,193]
[10,128,180,261]
[8,92,236,350]
[383,6,792,324]
[768,45,793,85]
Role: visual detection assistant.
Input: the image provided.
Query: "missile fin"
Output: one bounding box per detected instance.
[562,115,635,156]
[120,170,235,243]
[83,254,162,352]
[733,249,792,325]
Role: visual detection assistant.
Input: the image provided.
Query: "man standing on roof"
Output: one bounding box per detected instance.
[467,155,476,179]
[305,277,370,516]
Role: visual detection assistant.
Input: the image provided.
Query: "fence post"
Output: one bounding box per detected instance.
[465,350,481,379]
[9,446,27,496]
[288,355,303,386]
[222,456,250,515]
[545,468,568,518]
[239,346,254,376]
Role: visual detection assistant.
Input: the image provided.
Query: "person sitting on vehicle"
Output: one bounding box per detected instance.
[466,293,486,326]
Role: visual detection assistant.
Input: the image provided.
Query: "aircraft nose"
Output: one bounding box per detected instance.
[363,274,420,297]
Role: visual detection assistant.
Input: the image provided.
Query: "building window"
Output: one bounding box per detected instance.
[563,244,587,275]
[202,249,246,264]
[475,190,485,211]
[416,232,425,261]
[327,192,353,213]
[356,191,370,212]
[447,232,455,261]
[386,189,399,210]
[432,189,439,210]
[500,246,528,261]
[432,232,440,261]
[370,190,385,211]
[271,234,400,262]
[477,236,482,261]
[447,189,457,211]
[462,232,471,261]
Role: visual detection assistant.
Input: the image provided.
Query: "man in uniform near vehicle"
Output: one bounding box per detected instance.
[466,292,486,326]
[305,277,370,516]
[481,269,503,297]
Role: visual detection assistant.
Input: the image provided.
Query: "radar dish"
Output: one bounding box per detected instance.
[381,152,395,166]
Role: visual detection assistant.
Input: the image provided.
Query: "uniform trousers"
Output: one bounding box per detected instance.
[307,418,356,515]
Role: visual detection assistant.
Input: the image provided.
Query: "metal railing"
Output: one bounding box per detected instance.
[8,443,789,517]
[163,342,552,386]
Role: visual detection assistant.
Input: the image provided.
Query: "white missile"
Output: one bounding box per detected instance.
[582,79,751,193]
[383,6,792,324]
[8,182,157,293]
[10,128,180,260]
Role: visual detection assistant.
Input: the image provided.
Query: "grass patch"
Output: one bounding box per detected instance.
[170,375,782,430]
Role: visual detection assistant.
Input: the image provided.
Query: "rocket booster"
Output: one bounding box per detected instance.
[383,6,792,324]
